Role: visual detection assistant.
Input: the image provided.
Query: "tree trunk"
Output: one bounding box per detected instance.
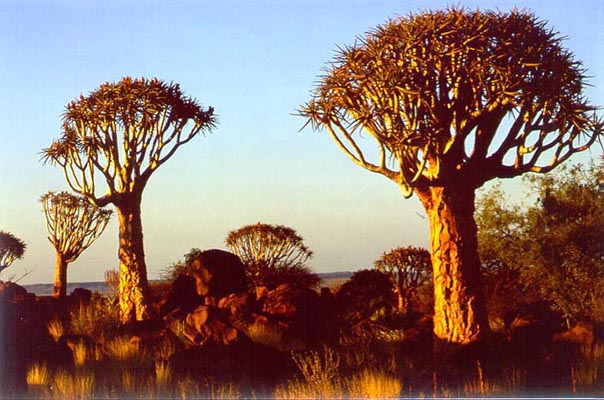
[415,185,490,345]
[52,253,68,298]
[115,193,150,324]
[396,290,405,313]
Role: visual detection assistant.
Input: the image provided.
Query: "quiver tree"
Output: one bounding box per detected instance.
[0,231,26,275]
[42,77,216,322]
[225,223,317,288]
[300,8,602,345]
[41,191,112,298]
[374,246,431,315]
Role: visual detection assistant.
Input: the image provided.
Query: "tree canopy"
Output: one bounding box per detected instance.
[42,77,216,206]
[225,223,314,285]
[41,191,112,264]
[0,231,26,275]
[477,160,604,324]
[301,8,602,197]
[374,246,431,314]
[41,191,112,297]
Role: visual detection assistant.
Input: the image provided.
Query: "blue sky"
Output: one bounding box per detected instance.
[1,0,602,284]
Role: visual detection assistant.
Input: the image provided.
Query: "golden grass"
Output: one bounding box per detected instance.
[26,362,51,387]
[288,346,342,398]
[575,342,604,393]
[155,359,172,389]
[346,368,403,398]
[52,370,95,399]
[46,319,64,343]
[105,335,140,362]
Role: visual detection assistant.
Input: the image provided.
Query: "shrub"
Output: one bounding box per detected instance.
[337,269,396,322]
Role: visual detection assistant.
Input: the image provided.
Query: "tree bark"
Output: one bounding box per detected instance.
[115,193,150,323]
[52,253,68,298]
[415,185,490,345]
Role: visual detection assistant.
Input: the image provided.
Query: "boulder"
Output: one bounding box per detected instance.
[553,321,594,346]
[188,249,248,303]
[184,305,240,346]
[0,281,27,301]
[262,284,320,321]
[160,274,203,318]
[69,288,92,306]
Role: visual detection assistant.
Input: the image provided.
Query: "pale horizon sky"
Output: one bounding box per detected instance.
[1,0,603,285]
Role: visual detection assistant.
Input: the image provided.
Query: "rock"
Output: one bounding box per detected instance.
[184,305,240,346]
[554,321,594,346]
[0,281,27,301]
[188,249,248,304]
[262,284,320,320]
[160,274,203,318]
[69,288,92,306]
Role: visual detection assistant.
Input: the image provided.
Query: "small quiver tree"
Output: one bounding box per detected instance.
[42,77,216,322]
[300,8,602,345]
[225,223,317,288]
[41,191,112,298]
[375,246,431,315]
[0,231,26,276]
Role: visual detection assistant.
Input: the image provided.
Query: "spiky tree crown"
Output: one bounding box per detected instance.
[302,8,602,196]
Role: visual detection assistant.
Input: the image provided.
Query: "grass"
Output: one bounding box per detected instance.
[575,343,604,393]
[52,370,95,399]
[346,368,403,398]
[46,319,64,343]
[18,292,604,398]
[26,362,51,387]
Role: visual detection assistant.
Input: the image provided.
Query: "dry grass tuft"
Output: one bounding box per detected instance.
[26,362,51,387]
[52,370,95,399]
[47,319,64,343]
[346,368,403,398]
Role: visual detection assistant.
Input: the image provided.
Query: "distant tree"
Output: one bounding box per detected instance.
[225,223,316,287]
[477,160,604,325]
[0,231,26,275]
[337,269,396,322]
[41,191,112,298]
[42,77,216,322]
[375,246,431,314]
[300,8,602,344]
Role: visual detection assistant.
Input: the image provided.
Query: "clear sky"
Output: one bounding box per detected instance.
[1,0,603,285]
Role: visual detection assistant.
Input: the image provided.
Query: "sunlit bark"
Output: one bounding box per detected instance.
[53,253,68,298]
[416,185,489,343]
[116,195,149,322]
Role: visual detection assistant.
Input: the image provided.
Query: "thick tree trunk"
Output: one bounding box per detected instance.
[52,253,68,298]
[115,194,150,323]
[415,185,490,345]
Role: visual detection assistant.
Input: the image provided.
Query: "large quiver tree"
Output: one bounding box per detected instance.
[42,77,216,322]
[41,191,112,298]
[301,8,602,345]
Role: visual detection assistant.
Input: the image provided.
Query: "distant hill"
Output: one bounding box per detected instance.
[23,271,354,296]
